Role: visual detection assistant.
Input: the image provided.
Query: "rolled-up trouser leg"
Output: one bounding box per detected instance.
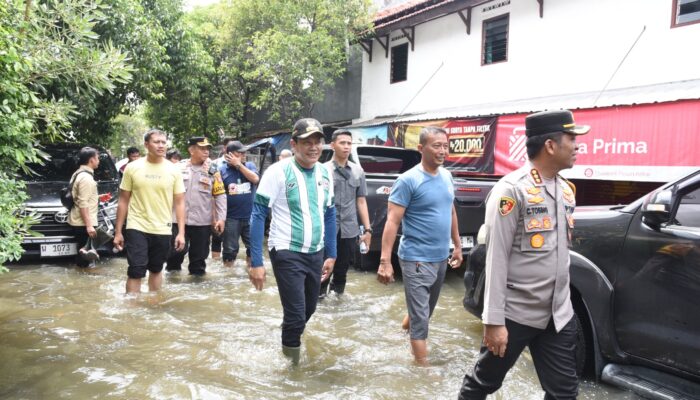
[399,258,447,340]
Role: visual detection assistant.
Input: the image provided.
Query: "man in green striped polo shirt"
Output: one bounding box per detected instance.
[249,118,337,364]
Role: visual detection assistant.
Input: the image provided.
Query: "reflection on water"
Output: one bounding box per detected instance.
[0,257,634,399]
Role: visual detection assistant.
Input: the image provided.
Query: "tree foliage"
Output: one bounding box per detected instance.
[147,0,374,141]
[0,0,133,267]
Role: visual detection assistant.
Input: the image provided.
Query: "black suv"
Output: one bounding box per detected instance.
[463,170,700,399]
[19,143,120,259]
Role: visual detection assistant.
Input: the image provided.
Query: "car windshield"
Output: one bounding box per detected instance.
[20,147,118,182]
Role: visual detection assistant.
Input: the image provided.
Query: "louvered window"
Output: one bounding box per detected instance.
[673,0,700,27]
[482,14,509,65]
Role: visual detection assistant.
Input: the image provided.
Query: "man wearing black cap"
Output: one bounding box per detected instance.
[219,140,259,269]
[249,117,337,364]
[459,110,589,399]
[165,137,226,276]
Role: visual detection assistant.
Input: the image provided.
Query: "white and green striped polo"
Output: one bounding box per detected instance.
[254,158,334,253]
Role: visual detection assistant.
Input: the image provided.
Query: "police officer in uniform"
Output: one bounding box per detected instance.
[459,110,589,400]
[166,137,227,276]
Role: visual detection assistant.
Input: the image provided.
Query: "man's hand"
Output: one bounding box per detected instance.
[86,225,97,239]
[449,248,463,269]
[113,232,124,252]
[249,266,266,290]
[377,260,394,284]
[225,152,242,169]
[213,220,225,235]
[483,324,508,358]
[361,232,371,249]
[174,234,186,251]
[321,258,335,282]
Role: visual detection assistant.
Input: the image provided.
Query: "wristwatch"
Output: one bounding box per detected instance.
[363,227,373,234]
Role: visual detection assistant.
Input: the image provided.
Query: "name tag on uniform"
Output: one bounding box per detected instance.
[199,176,211,186]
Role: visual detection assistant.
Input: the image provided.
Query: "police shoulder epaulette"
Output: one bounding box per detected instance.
[559,175,576,196]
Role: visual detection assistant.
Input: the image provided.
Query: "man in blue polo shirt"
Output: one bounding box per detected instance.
[219,141,259,269]
[378,126,463,365]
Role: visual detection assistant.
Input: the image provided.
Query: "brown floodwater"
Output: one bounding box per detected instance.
[0,256,636,399]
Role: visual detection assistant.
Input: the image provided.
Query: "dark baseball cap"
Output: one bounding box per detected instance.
[188,136,213,147]
[525,110,590,137]
[292,118,324,139]
[226,140,247,153]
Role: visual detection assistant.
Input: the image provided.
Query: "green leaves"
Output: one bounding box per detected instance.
[147,0,373,141]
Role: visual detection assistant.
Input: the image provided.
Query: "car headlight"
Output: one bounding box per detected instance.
[102,202,118,220]
[476,224,487,245]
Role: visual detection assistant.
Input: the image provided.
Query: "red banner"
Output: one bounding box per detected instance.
[495,100,700,182]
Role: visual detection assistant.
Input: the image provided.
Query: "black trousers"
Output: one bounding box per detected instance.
[211,231,222,253]
[72,226,91,267]
[320,234,356,295]
[166,225,211,275]
[270,248,323,348]
[459,317,579,400]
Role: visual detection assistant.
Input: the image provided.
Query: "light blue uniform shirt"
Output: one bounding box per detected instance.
[389,165,454,262]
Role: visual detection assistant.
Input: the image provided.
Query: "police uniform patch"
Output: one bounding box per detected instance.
[527,218,541,230]
[526,187,541,195]
[542,216,552,229]
[563,192,575,204]
[212,172,225,196]
[530,169,542,184]
[528,196,545,204]
[530,233,545,248]
[499,196,516,216]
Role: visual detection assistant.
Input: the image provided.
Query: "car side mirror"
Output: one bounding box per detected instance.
[641,189,674,229]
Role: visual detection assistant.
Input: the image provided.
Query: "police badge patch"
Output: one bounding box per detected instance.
[499,197,516,216]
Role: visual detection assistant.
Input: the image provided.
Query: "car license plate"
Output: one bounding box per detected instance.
[40,243,77,257]
[450,236,474,250]
[462,235,474,249]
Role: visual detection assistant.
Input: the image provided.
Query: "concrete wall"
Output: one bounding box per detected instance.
[359,0,700,121]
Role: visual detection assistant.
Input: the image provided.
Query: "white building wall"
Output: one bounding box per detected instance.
[359,0,700,121]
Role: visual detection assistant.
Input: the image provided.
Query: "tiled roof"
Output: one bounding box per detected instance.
[374,0,432,21]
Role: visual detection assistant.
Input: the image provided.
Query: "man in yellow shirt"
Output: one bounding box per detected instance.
[113,129,186,294]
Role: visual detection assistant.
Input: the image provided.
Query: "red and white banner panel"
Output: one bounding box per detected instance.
[495,100,700,182]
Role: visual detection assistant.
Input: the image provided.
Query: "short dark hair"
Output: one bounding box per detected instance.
[126,146,140,156]
[419,126,447,145]
[166,149,182,160]
[143,129,166,143]
[331,129,352,142]
[526,131,563,159]
[78,147,99,165]
[221,136,236,147]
